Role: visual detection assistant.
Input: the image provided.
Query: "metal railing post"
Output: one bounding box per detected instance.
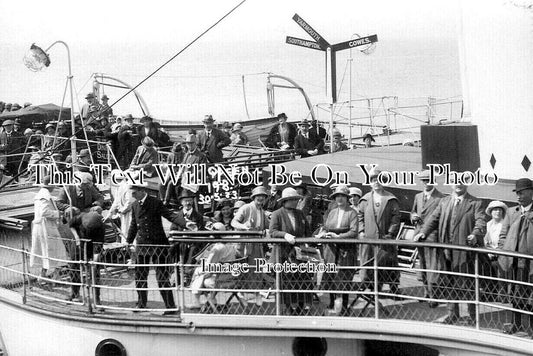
[174,262,183,312]
[179,251,186,312]
[82,241,92,313]
[21,245,27,304]
[274,243,281,316]
[374,246,379,319]
[474,252,480,329]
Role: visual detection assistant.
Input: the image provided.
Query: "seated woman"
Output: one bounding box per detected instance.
[212,199,235,231]
[129,136,159,177]
[230,123,249,146]
[189,222,242,308]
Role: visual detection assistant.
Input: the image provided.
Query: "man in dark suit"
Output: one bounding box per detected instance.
[498,178,533,335]
[411,170,444,307]
[56,172,104,212]
[127,185,180,315]
[415,183,486,325]
[197,115,230,163]
[294,119,324,157]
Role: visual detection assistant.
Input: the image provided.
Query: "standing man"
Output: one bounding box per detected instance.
[499,178,533,335]
[127,184,180,315]
[411,170,444,307]
[100,94,113,119]
[197,115,230,163]
[0,119,24,176]
[80,93,102,124]
[415,183,486,325]
[294,119,325,157]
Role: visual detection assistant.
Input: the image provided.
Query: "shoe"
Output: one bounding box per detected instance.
[442,315,458,325]
[163,309,179,316]
[132,303,146,312]
[502,323,519,334]
[428,301,438,308]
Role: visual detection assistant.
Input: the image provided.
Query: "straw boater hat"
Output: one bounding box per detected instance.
[349,187,362,197]
[278,187,302,203]
[329,186,350,199]
[232,123,243,132]
[485,201,508,216]
[418,169,431,181]
[250,186,268,199]
[123,114,134,121]
[2,120,14,126]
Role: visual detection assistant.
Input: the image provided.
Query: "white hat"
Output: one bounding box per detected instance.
[349,187,362,197]
[485,201,508,216]
[277,187,302,203]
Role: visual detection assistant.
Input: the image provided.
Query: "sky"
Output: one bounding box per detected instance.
[0,0,463,119]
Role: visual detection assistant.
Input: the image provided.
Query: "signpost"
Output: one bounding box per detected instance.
[286,13,378,103]
[286,13,378,151]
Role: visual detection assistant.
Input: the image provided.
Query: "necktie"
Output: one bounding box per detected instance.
[423,194,428,204]
[206,132,211,140]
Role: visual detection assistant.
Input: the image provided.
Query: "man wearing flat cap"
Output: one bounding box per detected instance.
[294,119,324,157]
[197,115,230,163]
[0,119,24,175]
[499,178,533,335]
[411,169,444,307]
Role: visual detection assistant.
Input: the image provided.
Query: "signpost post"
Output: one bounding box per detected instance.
[286,13,378,151]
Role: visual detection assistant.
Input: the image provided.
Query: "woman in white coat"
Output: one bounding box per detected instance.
[30,176,68,281]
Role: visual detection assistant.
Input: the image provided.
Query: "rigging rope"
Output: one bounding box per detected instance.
[103,0,248,115]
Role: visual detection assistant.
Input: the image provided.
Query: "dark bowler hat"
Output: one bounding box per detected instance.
[85,93,95,99]
[298,119,310,127]
[513,178,533,193]
[101,95,109,100]
[178,190,195,200]
[203,114,215,123]
[277,113,287,119]
[140,116,153,123]
[363,133,375,142]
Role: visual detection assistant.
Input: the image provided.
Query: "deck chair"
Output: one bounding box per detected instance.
[347,257,389,317]
[396,223,418,269]
[200,256,250,313]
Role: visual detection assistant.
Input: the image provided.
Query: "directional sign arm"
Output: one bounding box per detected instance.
[286,36,325,51]
[292,13,330,50]
[331,34,378,52]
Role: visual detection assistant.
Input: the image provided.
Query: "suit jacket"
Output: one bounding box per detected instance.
[265,122,297,149]
[269,207,310,261]
[293,131,324,157]
[358,190,401,279]
[182,149,208,166]
[127,195,179,245]
[411,189,444,240]
[421,193,486,272]
[170,209,204,231]
[499,206,533,273]
[197,128,230,163]
[130,145,159,177]
[57,185,104,212]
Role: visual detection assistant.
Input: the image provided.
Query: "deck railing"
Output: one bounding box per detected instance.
[0,229,532,339]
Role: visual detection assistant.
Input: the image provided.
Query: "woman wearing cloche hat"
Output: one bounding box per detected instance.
[319,185,359,315]
[269,187,313,315]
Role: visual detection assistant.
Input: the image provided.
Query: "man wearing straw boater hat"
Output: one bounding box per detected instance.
[197,114,230,163]
[411,169,444,307]
[498,178,533,336]
[294,119,324,157]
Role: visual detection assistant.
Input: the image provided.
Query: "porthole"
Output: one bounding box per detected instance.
[95,338,126,356]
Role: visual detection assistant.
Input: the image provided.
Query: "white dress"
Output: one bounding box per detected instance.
[30,188,68,272]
